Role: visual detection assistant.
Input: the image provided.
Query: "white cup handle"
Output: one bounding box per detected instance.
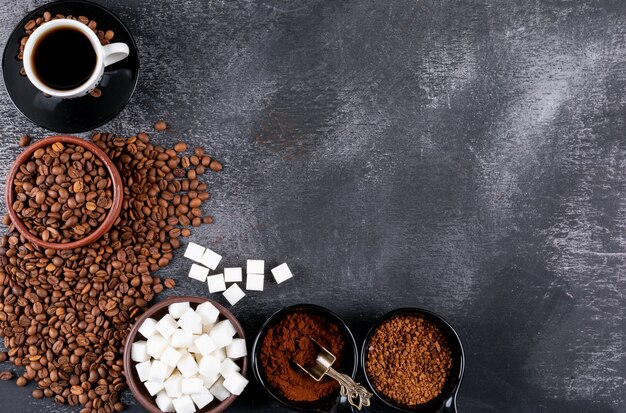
[102,43,130,67]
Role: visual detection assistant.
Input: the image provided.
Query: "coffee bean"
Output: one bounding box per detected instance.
[0,352,7,362]
[24,20,36,30]
[90,88,102,98]
[32,389,44,399]
[16,376,27,387]
[209,160,223,172]
[173,142,187,152]
[164,278,176,288]
[154,120,167,131]
[0,370,13,380]
[18,135,31,147]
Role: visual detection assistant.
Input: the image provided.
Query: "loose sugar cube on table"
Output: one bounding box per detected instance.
[156,314,179,338]
[223,284,245,306]
[172,394,196,413]
[156,390,175,412]
[246,259,264,274]
[135,360,152,382]
[198,355,221,379]
[168,302,191,319]
[170,329,193,348]
[183,242,205,262]
[164,373,183,398]
[271,263,293,284]
[226,338,247,359]
[246,273,264,291]
[220,358,240,376]
[195,301,220,325]
[223,371,249,396]
[147,334,169,359]
[207,273,226,293]
[188,264,210,282]
[144,380,165,396]
[177,354,199,378]
[209,379,231,402]
[200,248,222,270]
[194,334,217,356]
[190,387,214,409]
[150,360,171,382]
[224,267,243,283]
[178,308,203,334]
[161,346,184,368]
[131,340,149,362]
[181,377,204,394]
[209,320,237,348]
[138,318,158,339]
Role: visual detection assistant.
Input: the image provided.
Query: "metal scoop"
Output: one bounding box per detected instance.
[295,338,373,410]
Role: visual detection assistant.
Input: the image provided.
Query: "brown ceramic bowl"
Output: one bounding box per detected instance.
[123,296,249,413]
[5,135,123,250]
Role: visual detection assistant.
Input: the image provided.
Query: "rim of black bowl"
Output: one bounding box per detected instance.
[251,303,358,412]
[360,308,465,413]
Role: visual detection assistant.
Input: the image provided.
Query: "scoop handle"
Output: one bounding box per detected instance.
[437,393,458,413]
[326,367,373,410]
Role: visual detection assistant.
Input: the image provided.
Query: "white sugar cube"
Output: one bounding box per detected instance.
[138,318,158,339]
[209,320,237,348]
[190,387,214,409]
[156,390,175,412]
[131,340,149,362]
[178,308,203,334]
[187,335,201,353]
[223,371,249,396]
[207,273,226,293]
[223,284,245,306]
[202,373,220,389]
[147,334,169,359]
[168,302,191,319]
[150,360,170,382]
[220,358,240,376]
[200,248,222,270]
[144,380,165,396]
[188,264,210,282]
[213,347,227,361]
[194,334,217,356]
[182,377,204,394]
[165,364,175,378]
[135,360,152,382]
[184,242,205,262]
[246,259,264,274]
[164,373,183,398]
[172,395,196,413]
[161,346,184,368]
[245,273,264,291]
[209,379,231,402]
[226,338,247,359]
[271,263,293,284]
[156,314,179,338]
[177,354,199,378]
[224,267,243,283]
[198,355,221,379]
[170,329,194,348]
[196,301,220,325]
[202,322,215,334]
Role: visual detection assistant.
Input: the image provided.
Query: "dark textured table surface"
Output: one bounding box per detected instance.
[1,0,626,412]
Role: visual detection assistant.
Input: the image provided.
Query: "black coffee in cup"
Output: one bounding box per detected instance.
[31,27,96,90]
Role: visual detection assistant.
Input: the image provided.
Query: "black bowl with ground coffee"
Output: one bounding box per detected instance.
[252,304,358,412]
[361,308,465,413]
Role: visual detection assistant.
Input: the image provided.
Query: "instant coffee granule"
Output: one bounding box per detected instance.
[366,315,453,406]
[13,142,113,243]
[0,131,220,412]
[260,311,346,402]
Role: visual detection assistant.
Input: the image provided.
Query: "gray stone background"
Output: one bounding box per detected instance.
[1,0,625,412]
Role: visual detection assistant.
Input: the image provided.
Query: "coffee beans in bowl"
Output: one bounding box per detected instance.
[5,135,122,249]
[124,297,248,413]
[361,308,465,412]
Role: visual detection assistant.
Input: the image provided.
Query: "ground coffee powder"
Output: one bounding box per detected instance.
[366,315,453,406]
[260,311,346,402]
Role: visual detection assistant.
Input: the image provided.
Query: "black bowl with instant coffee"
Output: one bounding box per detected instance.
[252,304,358,412]
[361,308,465,413]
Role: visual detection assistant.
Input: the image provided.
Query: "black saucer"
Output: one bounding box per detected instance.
[2,0,139,133]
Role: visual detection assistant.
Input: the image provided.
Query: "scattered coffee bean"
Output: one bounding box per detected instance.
[90,87,102,98]
[154,120,167,131]
[164,278,176,289]
[32,389,43,399]
[174,142,187,152]
[12,142,113,243]
[0,352,7,362]
[18,134,31,147]
[209,160,223,172]
[16,376,27,387]
[0,370,13,380]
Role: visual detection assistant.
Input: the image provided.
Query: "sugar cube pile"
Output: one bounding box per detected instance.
[133,301,248,413]
[182,242,295,307]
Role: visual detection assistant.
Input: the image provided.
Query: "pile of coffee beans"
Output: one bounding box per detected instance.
[12,142,113,244]
[0,131,221,412]
[366,315,453,406]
